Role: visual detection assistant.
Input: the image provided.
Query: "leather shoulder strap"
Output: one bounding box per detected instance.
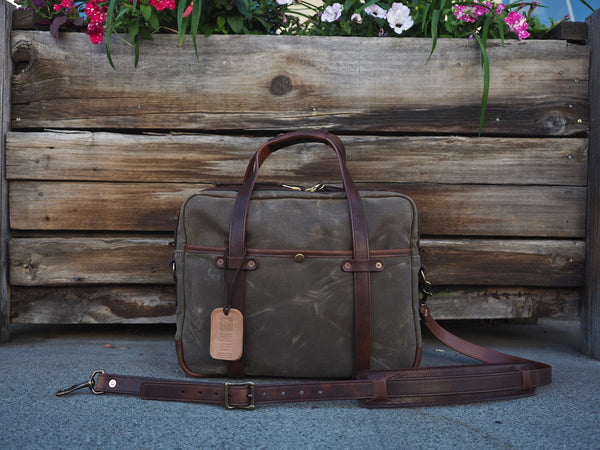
[73,306,550,409]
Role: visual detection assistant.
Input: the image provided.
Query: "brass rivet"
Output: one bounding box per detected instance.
[216,257,225,268]
[247,260,256,269]
[294,254,305,263]
[375,261,383,270]
[343,262,352,270]
[109,379,117,388]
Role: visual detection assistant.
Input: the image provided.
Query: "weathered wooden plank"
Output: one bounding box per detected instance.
[9,181,207,232]
[419,238,585,287]
[1,0,16,342]
[9,284,579,323]
[547,22,588,42]
[10,286,175,324]
[10,32,589,135]
[583,10,600,360]
[8,237,585,287]
[425,286,580,320]
[5,131,589,186]
[8,181,587,237]
[9,238,174,285]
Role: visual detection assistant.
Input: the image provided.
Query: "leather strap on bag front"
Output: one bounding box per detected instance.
[226,130,373,375]
[86,306,551,409]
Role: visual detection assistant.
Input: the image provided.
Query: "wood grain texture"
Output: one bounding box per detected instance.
[8,237,585,287]
[10,32,589,135]
[583,10,600,358]
[9,238,174,285]
[419,238,585,287]
[1,1,16,341]
[5,131,589,186]
[10,285,175,323]
[8,181,587,237]
[9,285,579,323]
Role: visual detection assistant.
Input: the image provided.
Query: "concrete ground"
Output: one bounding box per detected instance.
[1,318,599,449]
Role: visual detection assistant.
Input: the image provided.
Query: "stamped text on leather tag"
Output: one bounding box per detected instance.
[210,308,243,361]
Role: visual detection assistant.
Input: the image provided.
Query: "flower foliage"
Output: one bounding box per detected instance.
[17,0,563,47]
[16,0,594,132]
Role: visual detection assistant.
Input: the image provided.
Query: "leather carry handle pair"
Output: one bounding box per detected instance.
[65,305,551,409]
[227,130,373,374]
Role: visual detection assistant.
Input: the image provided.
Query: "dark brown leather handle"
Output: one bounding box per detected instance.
[242,129,347,183]
[228,130,372,374]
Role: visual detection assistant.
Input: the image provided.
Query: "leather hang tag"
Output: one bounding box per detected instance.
[209,308,243,361]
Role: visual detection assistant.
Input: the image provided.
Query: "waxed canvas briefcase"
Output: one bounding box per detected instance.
[173,130,422,378]
[57,130,552,408]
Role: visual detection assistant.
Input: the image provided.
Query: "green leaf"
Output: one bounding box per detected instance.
[217,16,226,32]
[128,21,139,42]
[177,0,188,46]
[141,4,152,22]
[426,9,440,64]
[192,0,203,60]
[578,0,595,12]
[472,33,490,136]
[134,36,140,68]
[149,12,160,31]
[227,15,244,33]
[104,0,119,69]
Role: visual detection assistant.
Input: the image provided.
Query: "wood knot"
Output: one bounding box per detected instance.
[270,75,292,96]
[11,40,34,75]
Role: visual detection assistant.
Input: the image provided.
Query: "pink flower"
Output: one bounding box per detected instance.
[505,11,530,40]
[453,1,493,23]
[87,20,105,44]
[276,0,294,4]
[53,0,73,12]
[85,0,108,45]
[149,0,176,12]
[183,2,193,17]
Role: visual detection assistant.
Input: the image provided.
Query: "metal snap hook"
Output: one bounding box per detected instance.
[56,370,105,397]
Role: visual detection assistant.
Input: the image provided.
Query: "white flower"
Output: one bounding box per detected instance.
[365,4,387,19]
[351,13,362,24]
[321,3,343,22]
[386,2,413,35]
[276,0,294,5]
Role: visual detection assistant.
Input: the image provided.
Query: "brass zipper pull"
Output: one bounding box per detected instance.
[281,184,302,191]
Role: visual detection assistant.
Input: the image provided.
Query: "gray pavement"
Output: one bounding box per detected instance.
[1,318,599,449]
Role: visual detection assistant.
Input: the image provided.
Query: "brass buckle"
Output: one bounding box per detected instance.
[224,382,255,410]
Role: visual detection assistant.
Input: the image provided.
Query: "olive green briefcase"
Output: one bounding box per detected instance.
[58,130,551,408]
[173,130,423,379]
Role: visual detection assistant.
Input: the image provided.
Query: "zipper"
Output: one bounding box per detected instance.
[184,245,412,258]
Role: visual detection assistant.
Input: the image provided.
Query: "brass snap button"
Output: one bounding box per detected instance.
[294,253,305,263]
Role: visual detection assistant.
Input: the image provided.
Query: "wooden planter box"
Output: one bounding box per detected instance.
[2,5,599,358]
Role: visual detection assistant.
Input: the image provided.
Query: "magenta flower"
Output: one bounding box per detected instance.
[505,11,530,40]
[452,1,500,23]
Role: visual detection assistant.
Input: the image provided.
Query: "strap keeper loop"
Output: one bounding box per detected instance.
[519,368,533,391]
